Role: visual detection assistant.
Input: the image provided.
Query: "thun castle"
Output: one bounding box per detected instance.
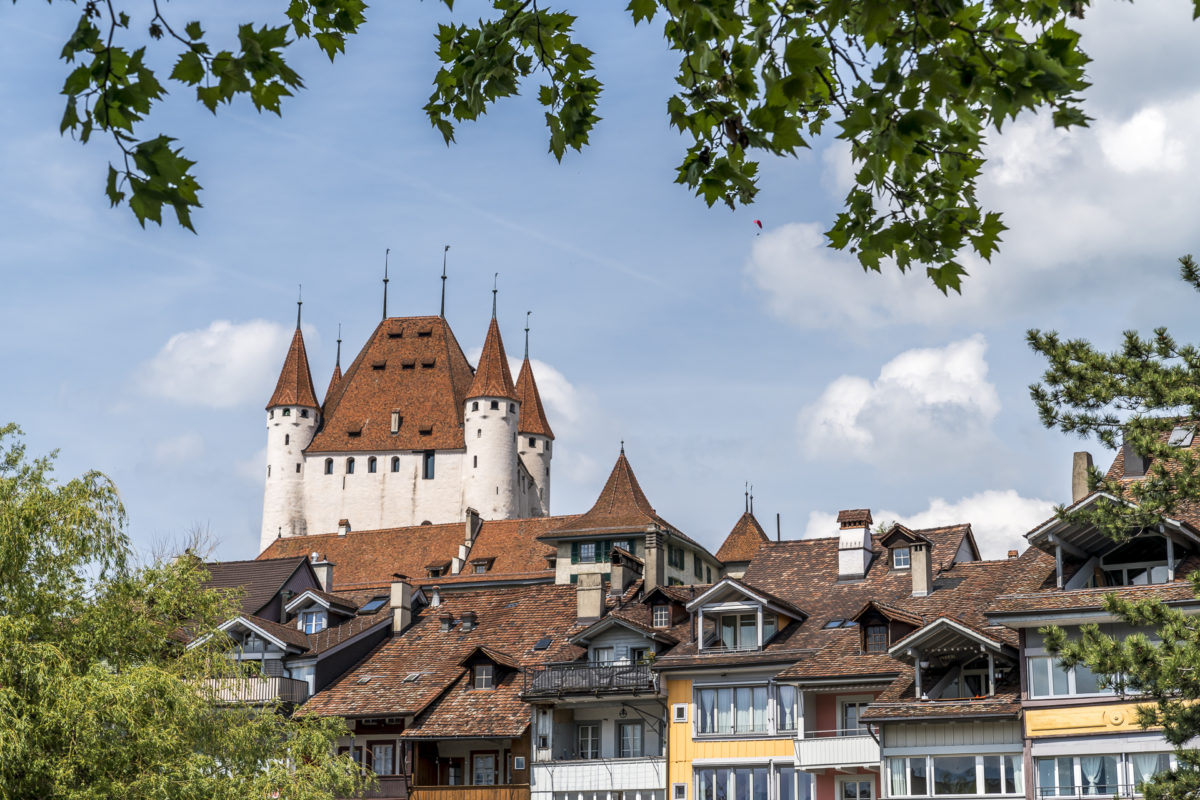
[259,304,555,554]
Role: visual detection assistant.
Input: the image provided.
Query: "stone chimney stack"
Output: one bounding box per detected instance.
[390,574,413,633]
[910,541,933,597]
[465,507,482,547]
[310,553,334,592]
[1072,452,1093,504]
[837,509,873,580]
[643,526,665,592]
[609,547,642,597]
[576,572,604,622]
[337,518,351,536]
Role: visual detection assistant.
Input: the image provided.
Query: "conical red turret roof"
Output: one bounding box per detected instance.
[267,327,319,409]
[323,362,343,410]
[515,358,554,440]
[715,511,770,563]
[467,318,517,400]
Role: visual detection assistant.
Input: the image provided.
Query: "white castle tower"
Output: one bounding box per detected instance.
[515,319,553,516]
[463,315,521,518]
[260,302,321,553]
[257,294,557,552]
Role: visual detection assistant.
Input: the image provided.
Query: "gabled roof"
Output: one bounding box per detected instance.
[716,511,770,563]
[685,576,808,620]
[203,556,313,617]
[568,611,680,646]
[467,318,517,400]
[458,645,522,670]
[284,588,359,615]
[887,615,1014,659]
[879,524,933,549]
[515,357,554,439]
[267,327,319,409]
[1025,491,1200,557]
[544,450,686,539]
[215,615,311,652]
[852,599,923,628]
[308,316,477,453]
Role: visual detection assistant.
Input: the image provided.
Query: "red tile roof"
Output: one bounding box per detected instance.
[547,451,685,538]
[308,316,476,453]
[267,327,319,409]
[515,358,554,439]
[467,318,517,400]
[715,511,770,563]
[204,556,311,617]
[323,362,343,408]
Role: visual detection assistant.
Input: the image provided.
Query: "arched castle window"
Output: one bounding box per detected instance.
[509,403,515,413]
[346,458,355,475]
[284,434,290,445]
[422,451,435,480]
[300,409,309,418]
[391,456,400,472]
[368,457,377,473]
[490,400,499,410]
[529,437,536,448]
[472,401,479,411]
[282,408,291,417]
[324,458,333,475]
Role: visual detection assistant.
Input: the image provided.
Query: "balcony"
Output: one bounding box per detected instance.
[409,786,529,800]
[531,757,664,794]
[794,729,880,772]
[358,776,410,799]
[202,676,309,705]
[523,662,657,697]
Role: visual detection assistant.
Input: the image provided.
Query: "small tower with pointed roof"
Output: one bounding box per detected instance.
[260,302,321,552]
[463,316,522,519]
[516,315,554,516]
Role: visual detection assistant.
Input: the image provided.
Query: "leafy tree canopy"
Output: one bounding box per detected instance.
[1029,257,1200,798]
[0,423,366,800]
[41,0,1110,292]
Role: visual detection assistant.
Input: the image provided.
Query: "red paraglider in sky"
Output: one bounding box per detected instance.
[753,219,763,236]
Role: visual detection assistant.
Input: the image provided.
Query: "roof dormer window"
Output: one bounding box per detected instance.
[300,609,327,634]
[893,547,911,569]
[865,623,888,652]
[474,664,494,689]
[652,605,671,628]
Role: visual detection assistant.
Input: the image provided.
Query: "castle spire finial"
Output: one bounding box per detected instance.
[440,245,450,318]
[620,440,625,456]
[382,248,390,321]
[524,311,531,359]
[296,284,303,329]
[492,272,499,318]
[335,323,342,368]
[750,484,754,514]
[745,481,749,514]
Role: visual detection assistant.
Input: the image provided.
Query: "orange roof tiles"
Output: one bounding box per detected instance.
[267,328,319,409]
[308,316,476,453]
[547,450,685,537]
[515,358,554,439]
[715,511,770,563]
[323,362,342,408]
[466,318,517,400]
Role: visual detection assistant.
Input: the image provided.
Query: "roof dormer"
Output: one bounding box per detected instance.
[686,577,806,652]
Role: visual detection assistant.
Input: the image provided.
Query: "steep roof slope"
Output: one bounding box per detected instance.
[267,328,319,409]
[308,316,476,453]
[203,556,310,616]
[716,511,771,563]
[515,358,554,439]
[546,450,688,539]
[466,318,517,400]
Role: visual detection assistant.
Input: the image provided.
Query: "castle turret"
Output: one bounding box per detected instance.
[463,316,520,519]
[260,306,320,553]
[516,335,554,515]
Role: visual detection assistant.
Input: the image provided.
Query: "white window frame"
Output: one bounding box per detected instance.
[474,664,494,690]
[576,722,600,760]
[672,703,689,724]
[617,720,644,758]
[888,754,1024,797]
[1027,655,1119,698]
[893,547,911,569]
[653,604,671,628]
[693,683,771,736]
[837,695,873,736]
[672,783,688,800]
[300,609,326,634]
[837,776,875,800]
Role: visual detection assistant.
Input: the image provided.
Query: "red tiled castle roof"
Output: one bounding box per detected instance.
[267,327,319,409]
[467,318,517,400]
[716,511,770,563]
[515,358,554,439]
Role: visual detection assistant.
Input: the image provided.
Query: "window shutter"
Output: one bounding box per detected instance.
[571,542,580,564]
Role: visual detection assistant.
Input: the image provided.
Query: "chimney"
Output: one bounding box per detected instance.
[836,509,873,580]
[279,589,294,623]
[576,572,604,622]
[337,519,351,536]
[465,507,482,546]
[390,574,413,633]
[609,548,641,597]
[910,541,933,597]
[310,553,334,592]
[1122,436,1149,478]
[1071,451,1093,504]
[439,612,455,632]
[1007,549,1019,560]
[460,610,477,631]
[643,526,665,592]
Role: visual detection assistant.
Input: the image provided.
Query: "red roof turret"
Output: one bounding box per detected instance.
[467,318,517,400]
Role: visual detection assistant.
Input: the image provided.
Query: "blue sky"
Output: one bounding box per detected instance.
[4,0,1200,563]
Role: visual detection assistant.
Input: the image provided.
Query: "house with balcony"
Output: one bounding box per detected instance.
[524,580,699,800]
[985,478,1200,799]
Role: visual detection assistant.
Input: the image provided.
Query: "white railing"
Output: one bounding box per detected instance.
[794,730,879,771]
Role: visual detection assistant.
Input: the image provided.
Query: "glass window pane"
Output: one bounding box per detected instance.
[717,688,732,734]
[1051,661,1070,695]
[1030,658,1050,698]
[752,687,768,732]
[1073,664,1101,694]
[697,769,715,800]
[933,756,977,795]
[740,615,757,648]
[1006,756,1022,794]
[779,767,796,800]
[752,768,768,800]
[983,756,1001,794]
[699,689,715,734]
[1056,757,1074,796]
[735,687,752,732]
[1132,753,1171,787]
[1080,755,1118,795]
[777,685,797,731]
[722,616,738,649]
[764,614,777,641]
[716,768,730,800]
[1036,758,1055,798]
[911,758,927,795]
[889,760,907,796]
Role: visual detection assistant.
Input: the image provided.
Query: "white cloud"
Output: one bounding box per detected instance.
[152,433,205,465]
[804,489,1054,560]
[799,335,1000,463]
[1099,107,1185,174]
[139,320,300,408]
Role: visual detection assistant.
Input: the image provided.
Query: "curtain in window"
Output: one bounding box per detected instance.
[735,687,752,732]
[777,685,797,731]
[699,689,716,734]
[1080,756,1102,794]
[717,688,732,733]
[889,759,908,796]
[752,687,768,732]
[697,769,715,800]
[721,617,738,649]
[752,767,768,800]
[1132,753,1171,788]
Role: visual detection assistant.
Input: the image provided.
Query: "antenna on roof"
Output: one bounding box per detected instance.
[492,272,499,318]
[524,311,531,359]
[776,513,781,542]
[750,484,754,514]
[382,249,391,320]
[440,245,450,318]
[296,284,303,329]
[336,323,342,368]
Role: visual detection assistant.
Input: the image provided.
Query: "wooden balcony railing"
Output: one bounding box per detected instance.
[523,662,656,696]
[409,785,529,800]
[201,676,309,705]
